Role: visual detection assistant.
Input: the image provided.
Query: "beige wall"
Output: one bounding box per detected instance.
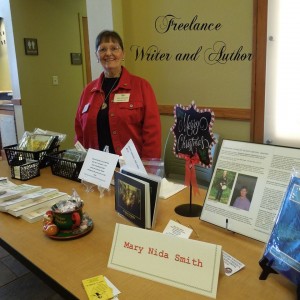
[0,18,12,91]
[9,0,87,148]
[6,0,253,154]
[113,0,253,151]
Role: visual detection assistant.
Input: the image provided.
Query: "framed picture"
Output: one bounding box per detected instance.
[24,38,38,55]
[70,53,82,65]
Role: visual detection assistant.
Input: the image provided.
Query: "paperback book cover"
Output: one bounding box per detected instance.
[261,171,300,286]
[114,171,151,229]
[121,166,161,228]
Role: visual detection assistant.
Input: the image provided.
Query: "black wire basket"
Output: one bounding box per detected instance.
[4,144,59,168]
[10,159,40,181]
[47,150,84,182]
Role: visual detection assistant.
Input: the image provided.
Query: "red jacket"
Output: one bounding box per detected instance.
[75,67,161,158]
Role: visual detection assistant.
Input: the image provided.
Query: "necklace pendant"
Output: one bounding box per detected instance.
[101,102,107,110]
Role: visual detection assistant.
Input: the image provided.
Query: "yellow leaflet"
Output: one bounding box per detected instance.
[82,275,113,300]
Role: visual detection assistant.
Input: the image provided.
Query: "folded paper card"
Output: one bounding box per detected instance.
[121,139,147,175]
[108,223,222,298]
[78,148,119,189]
[159,178,186,199]
[162,219,193,239]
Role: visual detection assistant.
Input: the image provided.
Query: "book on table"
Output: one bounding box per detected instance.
[20,193,68,223]
[0,188,58,212]
[120,166,161,228]
[0,184,42,203]
[21,206,54,223]
[260,170,300,286]
[114,169,159,229]
[0,177,17,191]
[7,191,68,218]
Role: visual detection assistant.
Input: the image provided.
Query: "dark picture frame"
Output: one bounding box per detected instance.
[24,38,38,55]
[70,53,82,65]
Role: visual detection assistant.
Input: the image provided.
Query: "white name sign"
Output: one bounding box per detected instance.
[108,223,222,298]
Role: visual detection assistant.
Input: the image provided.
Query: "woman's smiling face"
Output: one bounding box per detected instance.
[96,39,124,77]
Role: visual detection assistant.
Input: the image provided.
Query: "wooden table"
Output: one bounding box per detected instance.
[0,161,296,299]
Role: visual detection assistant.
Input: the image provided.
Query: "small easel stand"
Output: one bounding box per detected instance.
[81,180,109,198]
[259,257,300,299]
[175,183,202,217]
[98,185,110,198]
[81,180,95,193]
[175,157,202,217]
[258,256,278,280]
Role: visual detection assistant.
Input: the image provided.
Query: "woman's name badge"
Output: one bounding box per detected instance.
[82,103,90,113]
[114,93,130,102]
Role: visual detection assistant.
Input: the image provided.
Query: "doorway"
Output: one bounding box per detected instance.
[82,16,92,84]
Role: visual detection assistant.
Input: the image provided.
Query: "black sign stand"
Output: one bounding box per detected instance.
[175,184,203,217]
[171,103,214,217]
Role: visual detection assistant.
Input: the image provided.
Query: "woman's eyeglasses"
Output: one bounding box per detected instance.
[97,46,121,55]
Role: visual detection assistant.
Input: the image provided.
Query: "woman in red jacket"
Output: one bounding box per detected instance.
[75,30,161,159]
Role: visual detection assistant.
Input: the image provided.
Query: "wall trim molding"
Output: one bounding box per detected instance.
[159,105,251,121]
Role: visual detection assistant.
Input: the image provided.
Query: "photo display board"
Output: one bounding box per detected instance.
[201,140,300,242]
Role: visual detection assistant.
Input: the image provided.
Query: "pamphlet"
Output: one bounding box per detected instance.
[82,275,120,300]
[163,220,193,239]
[223,250,245,276]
